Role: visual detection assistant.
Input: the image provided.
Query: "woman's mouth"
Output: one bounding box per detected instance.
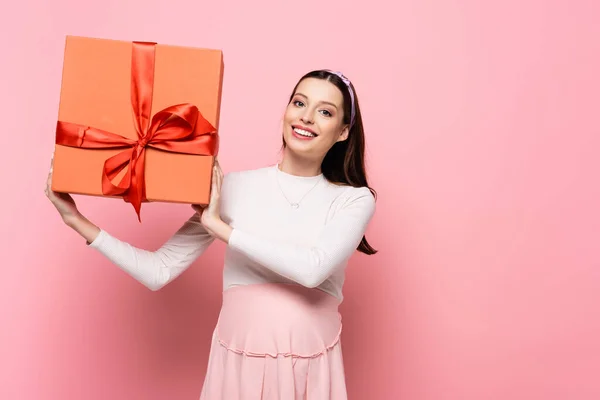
[292,125,318,140]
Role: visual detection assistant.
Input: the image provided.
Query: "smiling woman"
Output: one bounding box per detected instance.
[281,70,377,254]
[286,78,349,147]
[45,69,378,399]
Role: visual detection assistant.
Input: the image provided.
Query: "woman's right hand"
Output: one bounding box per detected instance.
[45,156,81,223]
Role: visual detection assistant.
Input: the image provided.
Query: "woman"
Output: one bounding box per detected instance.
[45,69,377,399]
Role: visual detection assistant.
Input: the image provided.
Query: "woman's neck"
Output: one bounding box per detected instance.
[278,151,322,177]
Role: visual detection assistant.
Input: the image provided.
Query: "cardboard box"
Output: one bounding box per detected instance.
[51,36,224,220]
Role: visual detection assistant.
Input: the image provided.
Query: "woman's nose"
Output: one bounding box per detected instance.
[300,111,314,124]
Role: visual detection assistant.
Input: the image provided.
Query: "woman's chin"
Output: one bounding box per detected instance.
[285,137,314,153]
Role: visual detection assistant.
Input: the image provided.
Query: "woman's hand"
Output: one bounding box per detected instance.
[44,154,101,242]
[192,159,232,243]
[199,159,224,227]
[45,156,81,223]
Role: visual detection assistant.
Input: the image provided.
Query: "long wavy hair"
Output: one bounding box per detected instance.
[283,70,377,255]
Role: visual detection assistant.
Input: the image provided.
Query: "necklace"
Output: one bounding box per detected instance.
[275,168,323,210]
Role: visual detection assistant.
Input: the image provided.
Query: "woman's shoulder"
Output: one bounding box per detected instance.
[222,165,376,206]
[223,164,273,186]
[328,180,376,200]
[221,164,274,197]
[325,182,376,217]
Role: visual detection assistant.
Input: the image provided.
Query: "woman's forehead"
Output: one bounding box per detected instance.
[294,78,344,106]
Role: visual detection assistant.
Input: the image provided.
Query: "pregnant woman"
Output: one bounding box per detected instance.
[45,69,378,399]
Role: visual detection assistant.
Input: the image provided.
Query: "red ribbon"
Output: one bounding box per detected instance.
[55,41,218,221]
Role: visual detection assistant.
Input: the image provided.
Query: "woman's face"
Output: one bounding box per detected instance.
[282,77,349,160]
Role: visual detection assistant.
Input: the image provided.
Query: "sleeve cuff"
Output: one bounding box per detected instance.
[228,228,243,251]
[87,229,108,249]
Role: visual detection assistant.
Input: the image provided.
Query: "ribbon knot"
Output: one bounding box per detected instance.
[55,41,218,221]
[136,135,151,151]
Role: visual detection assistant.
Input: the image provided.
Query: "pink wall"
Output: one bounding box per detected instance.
[2,0,599,398]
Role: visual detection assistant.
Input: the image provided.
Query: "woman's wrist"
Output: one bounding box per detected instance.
[204,216,233,244]
[63,212,101,244]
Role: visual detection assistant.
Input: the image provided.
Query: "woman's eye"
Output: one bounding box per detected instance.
[293,100,304,107]
[320,110,332,117]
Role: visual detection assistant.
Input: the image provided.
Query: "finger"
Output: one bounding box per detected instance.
[212,164,218,188]
[217,166,224,194]
[47,163,54,188]
[209,166,218,201]
[214,161,223,191]
[215,167,222,193]
[46,172,52,194]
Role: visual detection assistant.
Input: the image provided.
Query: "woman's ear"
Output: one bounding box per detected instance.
[337,125,350,142]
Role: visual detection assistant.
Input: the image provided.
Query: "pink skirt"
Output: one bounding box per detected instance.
[199,283,347,399]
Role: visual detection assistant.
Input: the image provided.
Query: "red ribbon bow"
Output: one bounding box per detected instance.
[55,41,218,221]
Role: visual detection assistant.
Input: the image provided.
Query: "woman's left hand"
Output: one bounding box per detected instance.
[193,159,231,241]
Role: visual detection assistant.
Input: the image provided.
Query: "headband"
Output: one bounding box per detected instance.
[327,70,356,127]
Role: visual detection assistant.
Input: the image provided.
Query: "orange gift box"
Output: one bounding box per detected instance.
[51,35,224,220]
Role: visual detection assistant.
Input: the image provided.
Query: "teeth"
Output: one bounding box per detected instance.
[294,128,316,137]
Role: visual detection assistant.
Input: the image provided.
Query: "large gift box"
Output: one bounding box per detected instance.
[51,35,224,220]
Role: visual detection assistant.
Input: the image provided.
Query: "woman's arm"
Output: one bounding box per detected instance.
[204,186,376,288]
[46,157,216,291]
[86,213,215,291]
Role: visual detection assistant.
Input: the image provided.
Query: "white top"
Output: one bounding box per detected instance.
[88,164,376,300]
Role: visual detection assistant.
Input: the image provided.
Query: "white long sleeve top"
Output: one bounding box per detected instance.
[88,164,376,300]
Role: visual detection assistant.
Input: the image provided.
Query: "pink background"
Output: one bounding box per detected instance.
[2,0,599,399]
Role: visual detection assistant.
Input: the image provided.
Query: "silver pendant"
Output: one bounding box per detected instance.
[290,203,299,209]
